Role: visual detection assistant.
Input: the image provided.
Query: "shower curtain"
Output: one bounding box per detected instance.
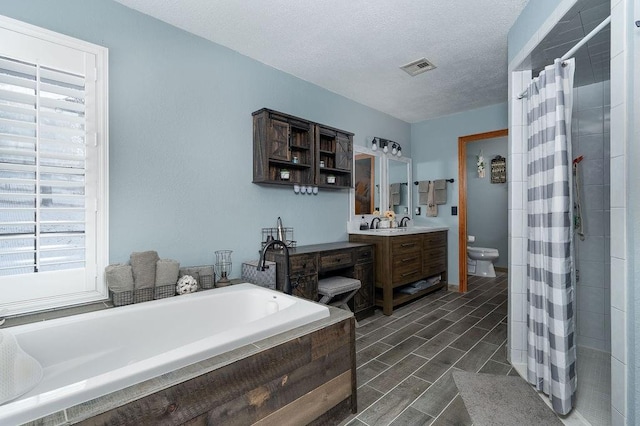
[525,58,576,415]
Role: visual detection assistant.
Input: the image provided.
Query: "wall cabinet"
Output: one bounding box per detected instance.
[253,108,353,189]
[349,230,448,315]
[265,242,375,320]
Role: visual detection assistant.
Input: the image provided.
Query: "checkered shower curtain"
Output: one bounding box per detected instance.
[525,58,576,415]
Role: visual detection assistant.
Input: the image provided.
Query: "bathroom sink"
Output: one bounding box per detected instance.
[349,226,449,236]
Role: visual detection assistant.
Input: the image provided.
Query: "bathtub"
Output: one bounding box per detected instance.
[0,283,330,425]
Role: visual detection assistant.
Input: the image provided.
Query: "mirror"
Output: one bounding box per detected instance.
[387,156,412,216]
[353,148,381,214]
[351,145,412,220]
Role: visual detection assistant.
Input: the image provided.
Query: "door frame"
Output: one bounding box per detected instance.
[457,129,508,292]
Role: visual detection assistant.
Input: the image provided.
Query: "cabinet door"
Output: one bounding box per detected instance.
[268,118,290,161]
[335,133,352,171]
[353,262,374,314]
[292,273,318,301]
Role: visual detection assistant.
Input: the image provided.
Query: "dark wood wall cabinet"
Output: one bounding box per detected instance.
[349,230,448,315]
[265,242,375,320]
[253,108,354,189]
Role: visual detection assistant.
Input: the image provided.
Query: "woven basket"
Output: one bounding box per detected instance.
[154,284,176,299]
[109,287,154,307]
[179,265,215,290]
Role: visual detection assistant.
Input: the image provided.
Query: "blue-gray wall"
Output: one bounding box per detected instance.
[0,0,410,272]
[410,103,508,286]
[466,136,508,268]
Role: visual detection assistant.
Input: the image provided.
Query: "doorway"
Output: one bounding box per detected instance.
[457,129,508,292]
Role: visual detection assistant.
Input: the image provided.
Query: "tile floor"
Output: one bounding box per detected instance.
[343,272,523,425]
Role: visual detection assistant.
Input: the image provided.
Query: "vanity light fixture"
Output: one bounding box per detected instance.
[371,137,403,157]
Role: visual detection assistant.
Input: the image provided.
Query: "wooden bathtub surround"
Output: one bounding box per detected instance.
[349,230,448,315]
[34,308,356,425]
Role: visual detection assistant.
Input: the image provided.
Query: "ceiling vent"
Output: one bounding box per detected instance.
[400,58,436,76]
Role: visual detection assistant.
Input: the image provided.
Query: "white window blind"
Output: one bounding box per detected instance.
[0,16,108,315]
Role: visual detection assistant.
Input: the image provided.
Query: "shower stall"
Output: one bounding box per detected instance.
[508,0,614,424]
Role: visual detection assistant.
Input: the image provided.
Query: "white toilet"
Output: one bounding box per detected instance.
[467,246,499,277]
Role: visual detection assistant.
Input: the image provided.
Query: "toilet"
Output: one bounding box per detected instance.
[467,246,499,277]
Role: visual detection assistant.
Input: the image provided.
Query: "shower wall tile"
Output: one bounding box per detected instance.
[509,209,524,237]
[612,408,625,426]
[509,182,523,209]
[510,265,525,294]
[603,132,610,158]
[609,104,624,157]
[578,311,605,340]
[576,236,604,262]
[577,286,605,315]
[583,209,604,236]
[611,357,626,415]
[603,80,610,106]
[575,133,604,160]
[510,125,525,155]
[609,53,624,108]
[603,107,610,133]
[578,336,606,352]
[583,185,604,211]
[576,107,604,135]
[610,155,626,207]
[509,153,523,182]
[611,307,626,363]
[610,258,626,311]
[510,236,524,266]
[576,82,603,111]
[577,260,606,288]
[580,159,604,185]
[610,208,626,259]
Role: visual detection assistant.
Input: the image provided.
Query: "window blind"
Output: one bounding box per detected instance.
[0,56,88,276]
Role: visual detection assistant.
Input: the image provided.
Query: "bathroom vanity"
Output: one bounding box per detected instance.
[349,227,448,315]
[265,242,375,320]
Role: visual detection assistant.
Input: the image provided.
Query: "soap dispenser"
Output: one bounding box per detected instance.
[359,216,369,230]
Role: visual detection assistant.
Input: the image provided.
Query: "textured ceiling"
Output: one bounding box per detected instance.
[114,0,529,123]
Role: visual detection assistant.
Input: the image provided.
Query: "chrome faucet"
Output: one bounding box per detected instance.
[370,217,381,229]
[258,239,292,295]
[399,216,411,227]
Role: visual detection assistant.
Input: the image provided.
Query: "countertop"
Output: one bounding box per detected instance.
[348,226,449,236]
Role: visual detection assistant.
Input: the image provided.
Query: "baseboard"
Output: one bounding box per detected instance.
[495,266,508,273]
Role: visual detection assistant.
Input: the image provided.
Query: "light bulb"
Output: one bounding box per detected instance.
[392,144,397,155]
[372,141,377,151]
[383,144,388,153]
[397,148,402,157]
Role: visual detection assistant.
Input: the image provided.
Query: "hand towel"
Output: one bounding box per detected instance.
[155,259,180,286]
[0,330,43,404]
[389,183,401,206]
[105,264,134,292]
[418,180,430,205]
[426,181,438,217]
[130,250,159,289]
[433,179,448,205]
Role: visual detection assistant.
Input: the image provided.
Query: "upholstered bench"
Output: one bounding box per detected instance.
[317,276,361,318]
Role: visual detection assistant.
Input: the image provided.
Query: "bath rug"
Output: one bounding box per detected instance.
[452,371,563,426]
[130,250,159,289]
[0,330,43,404]
[105,263,134,292]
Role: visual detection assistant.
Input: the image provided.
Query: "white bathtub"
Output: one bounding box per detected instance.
[0,283,330,425]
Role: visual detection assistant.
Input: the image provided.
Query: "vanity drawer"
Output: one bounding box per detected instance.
[354,246,374,264]
[392,252,422,285]
[422,231,446,248]
[391,236,422,255]
[319,250,354,271]
[289,254,318,275]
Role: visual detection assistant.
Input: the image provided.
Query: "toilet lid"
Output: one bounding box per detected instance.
[467,246,499,255]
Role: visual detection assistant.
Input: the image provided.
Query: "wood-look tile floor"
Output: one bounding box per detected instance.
[343,272,511,426]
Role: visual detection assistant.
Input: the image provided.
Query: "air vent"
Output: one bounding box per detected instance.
[400,58,437,76]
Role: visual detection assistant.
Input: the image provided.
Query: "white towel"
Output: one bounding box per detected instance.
[426,181,438,217]
[155,259,180,286]
[105,264,134,292]
[0,330,43,404]
[130,251,159,289]
[389,183,401,206]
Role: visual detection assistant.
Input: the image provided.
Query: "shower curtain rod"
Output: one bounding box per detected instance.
[517,15,611,100]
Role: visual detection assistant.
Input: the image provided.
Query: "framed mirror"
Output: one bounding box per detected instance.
[352,145,382,215]
[386,156,412,216]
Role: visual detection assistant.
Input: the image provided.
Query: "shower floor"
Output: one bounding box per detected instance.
[576,345,611,426]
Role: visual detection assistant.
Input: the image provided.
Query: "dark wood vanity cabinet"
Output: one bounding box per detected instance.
[349,231,448,315]
[253,108,353,189]
[265,242,375,320]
